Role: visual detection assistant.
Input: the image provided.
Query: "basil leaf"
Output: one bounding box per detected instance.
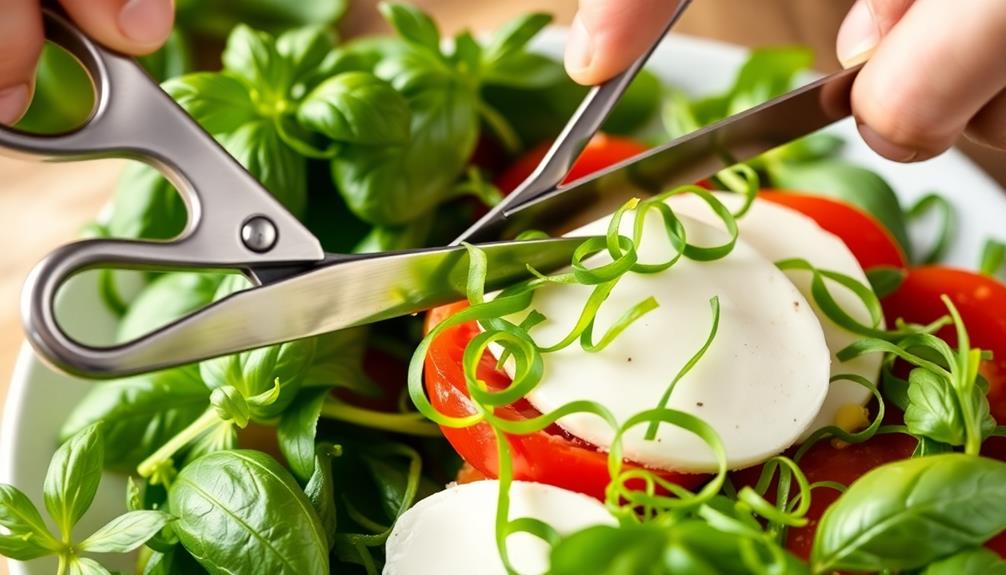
[59,365,210,472]
[481,12,551,64]
[118,273,225,343]
[362,452,439,522]
[0,533,52,562]
[43,422,104,535]
[550,521,808,575]
[332,66,479,225]
[481,51,562,90]
[278,388,330,481]
[0,485,58,559]
[921,547,1006,574]
[301,327,373,393]
[905,368,965,446]
[275,26,340,97]
[866,266,906,299]
[67,557,111,575]
[980,239,1006,277]
[305,443,340,549]
[216,120,307,217]
[378,2,441,54]
[725,47,813,115]
[169,450,328,574]
[222,25,287,101]
[143,545,210,575]
[107,163,187,241]
[913,436,954,458]
[297,72,411,145]
[762,133,846,164]
[767,159,913,258]
[177,0,346,37]
[811,454,1006,573]
[162,73,257,134]
[79,510,174,553]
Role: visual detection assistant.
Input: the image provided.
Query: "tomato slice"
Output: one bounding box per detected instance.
[760,190,907,270]
[781,434,917,561]
[424,302,708,500]
[494,133,648,194]
[881,267,1006,422]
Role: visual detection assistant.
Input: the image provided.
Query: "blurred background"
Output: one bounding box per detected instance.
[1,0,1004,415]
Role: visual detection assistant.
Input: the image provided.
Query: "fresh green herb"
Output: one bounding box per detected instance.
[840,296,995,454]
[0,424,172,574]
[811,454,1006,574]
[921,547,1006,575]
[906,192,957,264]
[980,238,1006,277]
[168,450,329,573]
[865,266,906,298]
[59,365,210,472]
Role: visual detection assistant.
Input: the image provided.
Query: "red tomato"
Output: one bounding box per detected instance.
[760,190,907,270]
[881,267,1006,422]
[495,133,648,194]
[783,434,917,561]
[424,302,708,500]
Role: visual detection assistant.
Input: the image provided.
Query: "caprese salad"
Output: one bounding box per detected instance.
[388,152,1006,574]
[4,4,1005,574]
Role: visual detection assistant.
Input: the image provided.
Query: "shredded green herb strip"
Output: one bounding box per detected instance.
[906,192,956,265]
[979,238,1006,277]
[407,182,995,575]
[408,187,745,571]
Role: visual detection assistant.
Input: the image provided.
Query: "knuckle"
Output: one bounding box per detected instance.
[853,74,953,153]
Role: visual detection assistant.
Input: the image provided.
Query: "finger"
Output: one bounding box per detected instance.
[0,0,44,125]
[850,0,1006,161]
[965,89,1006,150]
[836,0,915,67]
[564,0,684,85]
[59,0,175,57]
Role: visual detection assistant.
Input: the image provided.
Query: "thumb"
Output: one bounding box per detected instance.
[59,0,175,56]
[565,0,684,85]
[836,0,914,67]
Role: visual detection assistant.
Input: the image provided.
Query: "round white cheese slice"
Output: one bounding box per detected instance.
[667,193,881,440]
[500,210,831,473]
[384,480,615,575]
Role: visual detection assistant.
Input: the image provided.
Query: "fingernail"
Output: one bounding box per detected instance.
[118,0,173,46]
[0,84,30,126]
[836,0,880,67]
[858,123,919,162]
[565,15,594,74]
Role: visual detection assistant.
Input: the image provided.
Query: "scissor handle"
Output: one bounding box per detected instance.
[7,9,325,376]
[454,0,693,244]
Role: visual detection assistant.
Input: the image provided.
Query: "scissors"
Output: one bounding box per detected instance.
[1,2,859,379]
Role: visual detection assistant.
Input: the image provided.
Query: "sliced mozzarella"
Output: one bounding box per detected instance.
[497,211,831,473]
[667,193,881,439]
[384,480,615,575]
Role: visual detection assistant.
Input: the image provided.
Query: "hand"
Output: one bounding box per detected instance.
[1,0,175,125]
[564,0,1006,162]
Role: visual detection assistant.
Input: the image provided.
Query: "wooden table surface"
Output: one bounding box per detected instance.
[3,1,1006,563]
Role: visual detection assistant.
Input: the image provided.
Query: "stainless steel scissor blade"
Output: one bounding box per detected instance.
[457,64,861,243]
[24,239,584,377]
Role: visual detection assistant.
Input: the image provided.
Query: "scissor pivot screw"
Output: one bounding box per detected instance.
[241,216,278,253]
